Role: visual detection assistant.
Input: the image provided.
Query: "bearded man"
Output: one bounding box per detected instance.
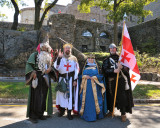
[54,43,79,120]
[25,35,57,123]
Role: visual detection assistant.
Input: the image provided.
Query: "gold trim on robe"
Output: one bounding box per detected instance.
[79,75,106,116]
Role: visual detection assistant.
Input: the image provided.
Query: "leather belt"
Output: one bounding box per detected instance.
[59,71,75,78]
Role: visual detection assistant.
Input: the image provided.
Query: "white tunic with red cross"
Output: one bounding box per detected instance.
[54,56,79,112]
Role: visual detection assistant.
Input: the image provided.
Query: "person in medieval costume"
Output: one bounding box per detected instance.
[54,43,79,120]
[78,54,107,122]
[102,43,134,122]
[25,35,57,123]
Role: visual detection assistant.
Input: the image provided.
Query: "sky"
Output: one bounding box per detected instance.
[0,0,72,22]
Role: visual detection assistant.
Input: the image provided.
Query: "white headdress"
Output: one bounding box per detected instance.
[40,34,52,53]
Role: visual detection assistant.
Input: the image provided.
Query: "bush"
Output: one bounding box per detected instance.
[84,52,110,61]
[138,37,159,56]
[17,27,26,32]
[135,51,160,73]
[84,51,160,73]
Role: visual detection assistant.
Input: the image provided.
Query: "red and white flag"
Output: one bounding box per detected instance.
[119,22,141,90]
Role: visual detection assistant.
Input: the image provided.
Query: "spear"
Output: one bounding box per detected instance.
[112,13,127,118]
[57,37,87,59]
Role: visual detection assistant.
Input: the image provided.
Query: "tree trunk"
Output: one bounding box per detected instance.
[11,0,19,30]
[113,20,118,45]
[34,0,58,30]
[113,0,118,45]
[38,0,58,30]
[34,4,41,30]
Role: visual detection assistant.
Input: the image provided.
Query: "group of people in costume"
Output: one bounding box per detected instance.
[25,35,134,123]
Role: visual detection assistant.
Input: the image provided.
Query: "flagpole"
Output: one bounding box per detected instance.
[112,13,127,118]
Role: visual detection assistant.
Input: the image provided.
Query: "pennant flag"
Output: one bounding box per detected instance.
[119,22,141,90]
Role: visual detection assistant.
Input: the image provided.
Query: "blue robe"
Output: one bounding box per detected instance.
[78,65,107,121]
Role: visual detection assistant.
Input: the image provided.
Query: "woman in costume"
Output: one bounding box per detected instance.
[78,54,107,122]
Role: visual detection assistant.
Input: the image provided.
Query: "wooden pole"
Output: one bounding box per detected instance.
[112,20,125,118]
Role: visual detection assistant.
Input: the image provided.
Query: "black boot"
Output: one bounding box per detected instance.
[29,118,38,123]
[58,107,65,117]
[39,116,47,120]
[67,110,73,120]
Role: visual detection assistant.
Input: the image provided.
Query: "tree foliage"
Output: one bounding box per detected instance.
[0,13,8,21]
[0,0,26,8]
[0,0,26,30]
[78,0,155,22]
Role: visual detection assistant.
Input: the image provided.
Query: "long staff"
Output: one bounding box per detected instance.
[112,19,126,118]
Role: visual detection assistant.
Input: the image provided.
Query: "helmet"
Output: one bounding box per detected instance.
[109,43,117,49]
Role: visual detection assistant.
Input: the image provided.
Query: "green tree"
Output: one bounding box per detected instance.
[34,0,58,30]
[78,0,155,45]
[0,0,26,30]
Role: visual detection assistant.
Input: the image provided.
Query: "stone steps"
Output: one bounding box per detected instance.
[140,72,160,82]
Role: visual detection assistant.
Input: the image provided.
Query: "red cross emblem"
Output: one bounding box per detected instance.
[121,51,131,63]
[130,74,136,83]
[64,63,71,71]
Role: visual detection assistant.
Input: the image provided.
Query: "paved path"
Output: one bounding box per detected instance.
[0,104,160,128]
[138,80,160,86]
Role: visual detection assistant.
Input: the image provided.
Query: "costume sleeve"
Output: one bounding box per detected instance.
[121,66,131,84]
[25,72,32,85]
[122,66,129,76]
[49,66,58,82]
[74,61,79,80]
[102,58,114,75]
[54,57,62,71]
[25,53,37,85]
[25,52,37,75]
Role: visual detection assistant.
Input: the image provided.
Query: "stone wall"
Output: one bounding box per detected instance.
[0,29,39,76]
[75,20,114,52]
[141,73,160,82]
[48,14,118,52]
[0,21,48,31]
[128,17,160,54]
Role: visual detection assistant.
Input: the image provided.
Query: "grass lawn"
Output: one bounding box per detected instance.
[0,81,57,99]
[133,84,160,99]
[0,82,160,99]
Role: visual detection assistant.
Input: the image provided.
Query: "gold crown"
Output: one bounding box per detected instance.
[63,43,73,48]
[87,54,95,59]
